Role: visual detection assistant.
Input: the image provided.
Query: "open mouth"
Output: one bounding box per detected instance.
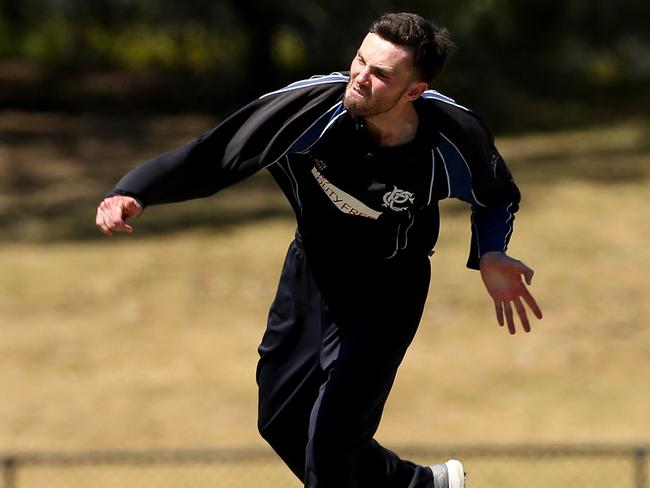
[351,85,368,98]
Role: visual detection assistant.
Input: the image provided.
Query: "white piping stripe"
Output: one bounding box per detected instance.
[503,202,515,250]
[319,109,347,138]
[307,72,345,80]
[471,190,486,207]
[471,211,482,257]
[435,147,451,199]
[423,89,457,103]
[278,157,302,215]
[385,223,401,260]
[257,99,347,222]
[439,132,487,208]
[259,75,348,99]
[473,203,515,257]
[420,90,470,112]
[401,214,415,250]
[261,101,343,170]
[285,158,303,215]
[296,105,347,154]
[427,150,436,205]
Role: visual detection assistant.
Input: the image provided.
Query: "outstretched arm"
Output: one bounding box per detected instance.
[479,251,543,334]
[103,78,346,209]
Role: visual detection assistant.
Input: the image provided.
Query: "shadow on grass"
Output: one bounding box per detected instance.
[509,144,650,184]
[0,112,648,243]
[0,187,295,243]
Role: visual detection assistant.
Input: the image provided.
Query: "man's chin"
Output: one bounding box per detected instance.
[343,96,368,116]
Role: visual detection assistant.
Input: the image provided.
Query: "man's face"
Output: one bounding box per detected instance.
[343,33,422,118]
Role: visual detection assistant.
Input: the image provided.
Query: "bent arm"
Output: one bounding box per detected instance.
[439,120,521,269]
[445,117,540,331]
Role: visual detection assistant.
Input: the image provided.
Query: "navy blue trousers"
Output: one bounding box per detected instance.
[256,238,435,488]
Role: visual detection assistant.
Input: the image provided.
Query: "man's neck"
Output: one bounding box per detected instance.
[363,102,420,148]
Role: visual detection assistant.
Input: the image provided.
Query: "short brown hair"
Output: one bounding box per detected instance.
[369,12,456,83]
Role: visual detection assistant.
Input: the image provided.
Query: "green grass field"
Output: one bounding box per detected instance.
[1,113,649,464]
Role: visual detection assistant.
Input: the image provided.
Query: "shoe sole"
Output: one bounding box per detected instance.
[445,459,465,488]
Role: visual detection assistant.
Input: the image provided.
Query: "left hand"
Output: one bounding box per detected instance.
[479,252,543,334]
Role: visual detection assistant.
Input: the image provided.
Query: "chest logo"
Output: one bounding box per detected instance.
[382,186,414,212]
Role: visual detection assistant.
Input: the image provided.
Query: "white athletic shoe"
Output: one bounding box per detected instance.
[429,459,465,488]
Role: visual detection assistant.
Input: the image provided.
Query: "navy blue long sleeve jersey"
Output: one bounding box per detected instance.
[108,73,520,270]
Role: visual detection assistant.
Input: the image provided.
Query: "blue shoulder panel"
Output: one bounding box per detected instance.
[288,102,347,154]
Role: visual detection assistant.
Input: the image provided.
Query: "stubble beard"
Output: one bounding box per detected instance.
[343,79,407,118]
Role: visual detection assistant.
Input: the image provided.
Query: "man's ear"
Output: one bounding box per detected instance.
[406,81,428,101]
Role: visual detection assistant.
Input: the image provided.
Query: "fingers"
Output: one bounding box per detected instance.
[495,295,537,334]
[521,287,543,320]
[95,206,108,235]
[503,301,515,335]
[513,297,531,333]
[523,267,534,286]
[518,265,542,320]
[494,300,504,327]
[123,198,144,218]
[96,197,137,236]
[495,301,512,333]
[96,203,117,236]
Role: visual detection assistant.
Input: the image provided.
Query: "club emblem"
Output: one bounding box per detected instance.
[382,186,414,212]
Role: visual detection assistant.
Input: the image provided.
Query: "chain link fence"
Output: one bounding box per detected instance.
[2,444,648,488]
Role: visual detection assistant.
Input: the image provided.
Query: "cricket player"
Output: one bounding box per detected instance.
[96,12,542,488]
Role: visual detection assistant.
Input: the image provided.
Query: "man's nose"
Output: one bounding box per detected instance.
[357,68,371,85]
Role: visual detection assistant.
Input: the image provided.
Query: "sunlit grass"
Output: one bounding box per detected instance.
[0,120,648,459]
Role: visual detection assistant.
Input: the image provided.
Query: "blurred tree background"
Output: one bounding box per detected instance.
[0,0,648,131]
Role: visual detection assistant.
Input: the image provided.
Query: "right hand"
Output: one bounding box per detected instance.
[95,195,143,236]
